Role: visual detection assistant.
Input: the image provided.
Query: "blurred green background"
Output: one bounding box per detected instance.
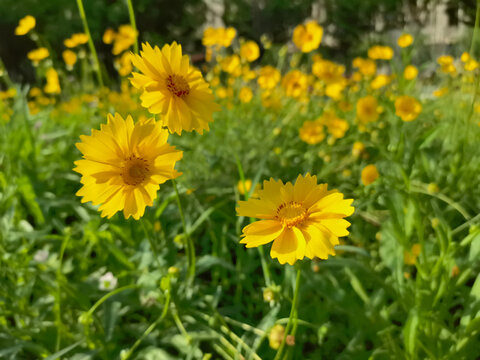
[1,0,478,83]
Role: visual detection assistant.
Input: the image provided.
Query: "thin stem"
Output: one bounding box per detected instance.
[76,0,104,89]
[121,290,171,360]
[233,153,272,286]
[126,0,139,54]
[273,266,302,360]
[55,232,71,351]
[140,218,161,268]
[172,179,196,285]
[86,284,137,317]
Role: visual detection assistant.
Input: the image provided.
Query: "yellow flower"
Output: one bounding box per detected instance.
[433,87,448,97]
[292,21,323,53]
[103,28,116,44]
[464,59,479,71]
[370,74,392,90]
[281,70,308,98]
[356,96,379,124]
[437,55,456,74]
[237,179,260,197]
[202,27,236,48]
[115,52,133,77]
[74,113,183,220]
[395,95,422,122]
[269,325,285,350]
[64,33,89,48]
[320,110,349,139]
[44,68,61,94]
[361,164,379,186]
[239,86,253,103]
[352,57,376,77]
[240,41,260,62]
[27,47,49,65]
[15,15,36,36]
[221,55,241,74]
[299,120,324,144]
[236,174,354,265]
[325,80,346,100]
[112,25,137,55]
[312,59,345,84]
[368,45,394,60]
[62,50,77,69]
[403,65,418,80]
[257,65,281,90]
[352,141,365,157]
[397,34,413,48]
[130,42,220,135]
[461,52,470,63]
[404,244,421,265]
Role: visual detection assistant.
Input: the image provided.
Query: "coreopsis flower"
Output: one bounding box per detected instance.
[237,179,260,197]
[370,74,392,90]
[352,141,365,157]
[325,80,346,100]
[240,41,260,62]
[62,50,77,69]
[292,21,323,53]
[395,95,422,122]
[281,70,308,98]
[99,272,118,291]
[368,45,394,60]
[202,27,236,48]
[236,174,354,265]
[257,65,281,89]
[64,33,89,48]
[299,120,324,144]
[74,113,183,219]
[27,48,49,65]
[239,86,253,103]
[397,33,413,48]
[115,52,133,76]
[320,111,349,139]
[461,52,470,63]
[269,325,285,350]
[356,95,380,124]
[403,65,418,80]
[353,58,376,77]
[312,59,345,84]
[464,59,479,71]
[44,68,61,94]
[221,54,241,75]
[103,28,116,44]
[112,25,137,55]
[15,15,36,36]
[437,55,456,74]
[130,42,220,135]
[361,164,379,186]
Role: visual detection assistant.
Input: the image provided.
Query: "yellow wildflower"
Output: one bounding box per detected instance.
[239,86,253,103]
[395,95,422,122]
[27,47,49,65]
[64,33,89,48]
[403,65,418,80]
[356,96,379,124]
[44,68,61,94]
[397,33,413,48]
[236,174,354,265]
[299,120,325,145]
[257,66,281,90]
[368,45,394,60]
[15,15,36,36]
[292,21,323,53]
[361,164,379,186]
[240,41,260,62]
[62,50,77,69]
[281,70,308,98]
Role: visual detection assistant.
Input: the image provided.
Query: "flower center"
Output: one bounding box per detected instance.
[122,155,150,186]
[166,74,190,98]
[276,201,308,228]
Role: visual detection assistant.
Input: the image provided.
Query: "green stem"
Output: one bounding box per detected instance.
[121,289,170,360]
[172,179,196,285]
[76,0,104,89]
[126,0,139,54]
[233,153,272,286]
[55,232,71,351]
[140,218,161,268]
[86,284,137,317]
[273,266,302,360]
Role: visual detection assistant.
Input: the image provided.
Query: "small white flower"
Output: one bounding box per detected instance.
[34,249,49,263]
[99,272,118,291]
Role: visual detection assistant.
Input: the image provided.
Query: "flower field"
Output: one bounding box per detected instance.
[1,4,480,360]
